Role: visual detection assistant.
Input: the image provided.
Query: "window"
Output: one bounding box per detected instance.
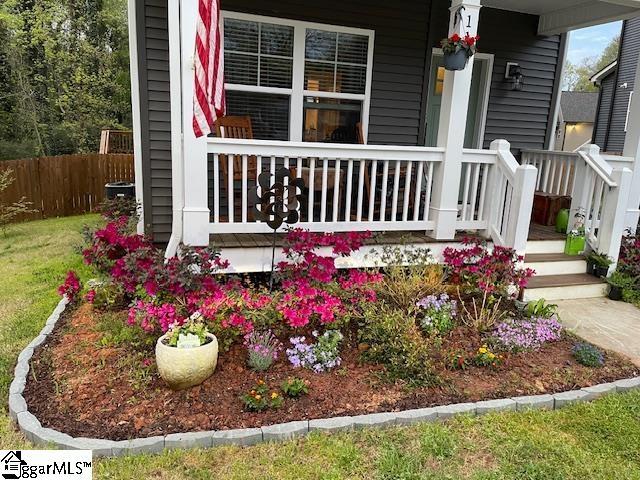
[222,12,373,142]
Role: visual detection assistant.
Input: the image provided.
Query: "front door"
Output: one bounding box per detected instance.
[425,53,492,148]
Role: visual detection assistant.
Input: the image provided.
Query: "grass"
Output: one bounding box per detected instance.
[2,215,640,479]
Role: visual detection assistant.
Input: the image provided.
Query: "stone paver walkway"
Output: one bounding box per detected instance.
[557,298,640,367]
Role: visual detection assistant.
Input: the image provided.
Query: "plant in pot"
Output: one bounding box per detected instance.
[564,209,586,256]
[155,314,219,390]
[606,271,637,301]
[440,33,480,71]
[585,251,613,277]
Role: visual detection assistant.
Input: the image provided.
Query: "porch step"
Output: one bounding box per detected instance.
[522,274,607,302]
[524,253,587,276]
[525,239,566,255]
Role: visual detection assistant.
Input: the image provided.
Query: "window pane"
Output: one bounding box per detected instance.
[224,19,258,53]
[305,61,335,92]
[261,23,294,57]
[260,57,293,88]
[225,52,258,85]
[336,64,366,94]
[303,97,362,143]
[226,91,290,141]
[337,33,368,64]
[305,29,337,61]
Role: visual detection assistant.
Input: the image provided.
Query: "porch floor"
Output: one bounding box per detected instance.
[209,224,562,249]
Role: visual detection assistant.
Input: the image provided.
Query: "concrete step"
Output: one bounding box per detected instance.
[523,273,607,302]
[524,253,587,276]
[525,239,566,255]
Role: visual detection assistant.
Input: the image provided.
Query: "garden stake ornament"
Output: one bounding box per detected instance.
[249,167,305,289]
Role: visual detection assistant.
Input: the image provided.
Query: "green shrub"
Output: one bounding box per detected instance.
[572,342,604,367]
[358,304,438,386]
[281,377,309,398]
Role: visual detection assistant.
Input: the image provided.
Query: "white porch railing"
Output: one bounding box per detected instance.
[521,149,579,196]
[204,138,537,251]
[570,145,632,264]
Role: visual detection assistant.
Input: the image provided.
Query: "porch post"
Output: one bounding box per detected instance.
[430,0,481,239]
[179,0,211,246]
[622,51,640,234]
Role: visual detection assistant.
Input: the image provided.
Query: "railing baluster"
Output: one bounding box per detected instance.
[320,158,328,222]
[308,157,315,222]
[227,154,234,223]
[379,160,389,221]
[563,158,572,196]
[391,160,401,221]
[241,154,248,223]
[332,159,341,222]
[461,163,471,221]
[548,155,558,195]
[213,153,220,223]
[356,160,365,222]
[402,161,412,222]
[477,163,488,221]
[345,159,353,222]
[422,162,434,222]
[368,161,378,222]
[469,163,480,221]
[413,161,424,222]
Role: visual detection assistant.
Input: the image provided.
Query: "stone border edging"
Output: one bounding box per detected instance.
[8,297,640,457]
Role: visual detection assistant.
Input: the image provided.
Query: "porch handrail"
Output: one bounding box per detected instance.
[521,149,580,197]
[569,144,632,269]
[486,140,537,253]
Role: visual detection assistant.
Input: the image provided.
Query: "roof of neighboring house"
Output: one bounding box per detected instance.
[560,91,599,123]
[590,61,617,85]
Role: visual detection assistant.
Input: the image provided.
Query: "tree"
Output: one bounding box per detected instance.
[563,35,619,92]
[0,0,131,159]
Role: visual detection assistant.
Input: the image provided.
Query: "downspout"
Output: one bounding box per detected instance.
[166,0,185,258]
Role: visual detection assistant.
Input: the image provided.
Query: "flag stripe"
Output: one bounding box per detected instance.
[193,0,225,138]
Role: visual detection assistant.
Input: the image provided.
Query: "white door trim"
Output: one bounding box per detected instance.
[428,48,494,149]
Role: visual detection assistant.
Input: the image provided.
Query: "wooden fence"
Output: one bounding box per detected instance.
[0,154,134,222]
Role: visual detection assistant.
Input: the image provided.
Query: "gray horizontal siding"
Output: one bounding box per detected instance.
[603,17,639,153]
[593,74,615,148]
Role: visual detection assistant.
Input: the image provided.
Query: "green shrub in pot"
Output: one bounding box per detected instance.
[606,271,636,301]
[586,252,613,277]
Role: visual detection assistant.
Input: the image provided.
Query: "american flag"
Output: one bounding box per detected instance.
[193,0,226,138]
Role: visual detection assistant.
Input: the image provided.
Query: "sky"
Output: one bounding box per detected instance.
[566,21,622,65]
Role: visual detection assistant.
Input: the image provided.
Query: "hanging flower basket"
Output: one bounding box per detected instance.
[441,33,480,71]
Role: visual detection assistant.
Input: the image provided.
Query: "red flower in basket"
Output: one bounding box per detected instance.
[450,33,461,43]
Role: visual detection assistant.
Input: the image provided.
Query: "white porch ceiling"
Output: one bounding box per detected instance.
[482,0,640,35]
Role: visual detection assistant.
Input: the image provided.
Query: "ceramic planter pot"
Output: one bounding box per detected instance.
[586,260,596,276]
[608,285,623,301]
[156,333,218,390]
[555,208,569,233]
[594,265,610,278]
[443,49,469,71]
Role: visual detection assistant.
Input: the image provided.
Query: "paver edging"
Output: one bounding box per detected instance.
[9,297,640,457]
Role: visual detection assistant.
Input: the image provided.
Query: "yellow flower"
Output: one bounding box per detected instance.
[271,392,279,399]
[255,394,262,401]
[257,379,265,385]
[478,348,487,354]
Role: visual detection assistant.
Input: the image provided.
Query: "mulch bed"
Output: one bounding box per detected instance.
[23,304,639,441]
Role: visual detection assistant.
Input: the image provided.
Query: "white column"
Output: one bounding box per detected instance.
[622,51,640,233]
[430,0,481,239]
[180,0,211,246]
[599,167,632,270]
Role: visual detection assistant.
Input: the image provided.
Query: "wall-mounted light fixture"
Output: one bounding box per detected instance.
[505,62,524,91]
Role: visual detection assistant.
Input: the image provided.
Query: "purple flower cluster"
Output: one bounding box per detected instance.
[286,330,343,373]
[244,330,281,371]
[416,293,457,333]
[493,316,563,352]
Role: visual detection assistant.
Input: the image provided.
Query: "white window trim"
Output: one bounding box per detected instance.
[625,91,633,132]
[221,11,375,142]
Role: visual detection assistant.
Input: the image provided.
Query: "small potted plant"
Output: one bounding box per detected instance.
[440,33,480,71]
[606,271,636,301]
[585,251,612,277]
[155,314,218,390]
[564,209,586,256]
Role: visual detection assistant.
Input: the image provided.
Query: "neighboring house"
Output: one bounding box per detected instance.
[126,0,640,300]
[555,91,599,152]
[592,16,640,153]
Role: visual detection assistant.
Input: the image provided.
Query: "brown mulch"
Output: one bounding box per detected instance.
[23,304,639,441]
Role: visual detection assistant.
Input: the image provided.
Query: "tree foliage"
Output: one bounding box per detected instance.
[0,0,131,160]
[563,36,620,92]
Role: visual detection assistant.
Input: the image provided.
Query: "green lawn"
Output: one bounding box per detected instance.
[2,215,640,479]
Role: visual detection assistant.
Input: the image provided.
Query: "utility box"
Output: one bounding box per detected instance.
[105,181,135,200]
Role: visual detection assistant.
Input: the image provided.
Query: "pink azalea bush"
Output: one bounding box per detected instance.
[443,238,534,298]
[58,271,81,302]
[619,230,640,279]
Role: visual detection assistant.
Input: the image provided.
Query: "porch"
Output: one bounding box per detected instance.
[152,0,640,276]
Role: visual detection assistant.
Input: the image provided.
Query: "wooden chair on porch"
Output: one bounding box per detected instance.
[215,116,257,220]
